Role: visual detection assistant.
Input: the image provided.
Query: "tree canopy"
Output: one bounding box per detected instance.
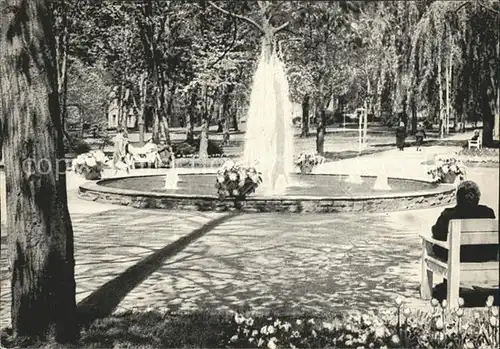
[55,0,499,145]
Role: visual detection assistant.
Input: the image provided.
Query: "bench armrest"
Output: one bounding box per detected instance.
[420,234,449,250]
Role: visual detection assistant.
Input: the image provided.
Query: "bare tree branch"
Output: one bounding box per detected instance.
[208,1,265,34]
[207,17,238,70]
[273,21,289,34]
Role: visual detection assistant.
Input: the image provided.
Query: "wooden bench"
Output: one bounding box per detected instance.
[468,135,482,149]
[420,219,499,308]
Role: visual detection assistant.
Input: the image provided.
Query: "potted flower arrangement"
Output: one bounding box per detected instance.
[427,155,466,184]
[215,160,262,200]
[73,150,107,180]
[295,153,325,174]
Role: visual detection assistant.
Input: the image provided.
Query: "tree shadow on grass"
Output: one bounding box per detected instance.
[76,212,240,326]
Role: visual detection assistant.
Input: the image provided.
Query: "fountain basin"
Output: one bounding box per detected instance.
[78,173,455,213]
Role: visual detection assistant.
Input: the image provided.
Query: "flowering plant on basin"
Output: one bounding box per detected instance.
[215,160,262,199]
[427,154,466,184]
[295,153,325,174]
[73,150,107,180]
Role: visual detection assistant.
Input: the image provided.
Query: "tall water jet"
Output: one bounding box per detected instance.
[242,42,294,195]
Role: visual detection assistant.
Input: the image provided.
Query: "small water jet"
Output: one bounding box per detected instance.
[346,173,363,184]
[164,158,179,190]
[373,163,391,191]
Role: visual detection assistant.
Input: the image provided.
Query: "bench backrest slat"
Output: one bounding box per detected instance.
[449,219,499,246]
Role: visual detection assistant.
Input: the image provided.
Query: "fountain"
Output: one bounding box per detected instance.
[242,44,294,196]
[79,17,455,213]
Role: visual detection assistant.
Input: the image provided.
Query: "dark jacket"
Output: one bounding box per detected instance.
[432,205,497,262]
[415,126,426,138]
[395,126,407,148]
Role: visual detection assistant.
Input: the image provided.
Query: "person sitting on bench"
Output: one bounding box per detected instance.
[432,180,497,263]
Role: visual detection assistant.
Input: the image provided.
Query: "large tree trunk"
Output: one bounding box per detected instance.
[411,96,417,135]
[221,87,232,146]
[186,91,196,143]
[481,80,494,147]
[137,72,147,146]
[438,41,444,138]
[232,99,239,132]
[0,0,77,342]
[316,108,326,155]
[199,118,209,160]
[301,95,310,137]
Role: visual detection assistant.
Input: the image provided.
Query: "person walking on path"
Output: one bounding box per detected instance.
[415,123,426,151]
[395,122,407,151]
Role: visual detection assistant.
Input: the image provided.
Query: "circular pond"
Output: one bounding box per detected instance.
[79,173,455,213]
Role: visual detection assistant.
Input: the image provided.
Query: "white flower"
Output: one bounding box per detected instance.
[216,175,225,183]
[75,156,85,165]
[458,297,465,307]
[85,157,96,167]
[403,308,411,317]
[322,322,334,331]
[229,334,238,342]
[441,299,448,308]
[291,331,301,338]
[296,319,302,325]
[490,316,498,327]
[375,326,386,338]
[456,308,464,318]
[257,338,265,347]
[491,307,499,316]
[267,337,277,349]
[234,313,245,324]
[311,329,317,338]
[229,172,238,181]
[252,330,258,337]
[486,295,494,307]
[435,318,444,330]
[465,340,474,349]
[395,297,403,306]
[273,319,281,327]
[280,322,291,332]
[267,325,275,334]
[222,160,235,170]
[246,317,254,326]
[260,326,268,335]
[307,318,315,324]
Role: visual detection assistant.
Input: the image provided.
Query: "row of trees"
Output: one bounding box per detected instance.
[0,0,499,344]
[57,0,499,151]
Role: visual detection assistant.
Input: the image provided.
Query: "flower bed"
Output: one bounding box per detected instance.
[295,153,326,174]
[215,160,262,200]
[72,150,107,180]
[427,154,466,184]
[4,297,497,348]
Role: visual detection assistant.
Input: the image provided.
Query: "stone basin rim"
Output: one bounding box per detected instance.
[79,172,455,201]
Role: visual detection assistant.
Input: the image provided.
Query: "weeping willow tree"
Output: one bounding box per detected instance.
[410,0,499,145]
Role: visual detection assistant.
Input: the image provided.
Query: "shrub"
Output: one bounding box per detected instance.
[427,154,467,183]
[295,153,325,174]
[72,150,107,180]
[173,139,224,158]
